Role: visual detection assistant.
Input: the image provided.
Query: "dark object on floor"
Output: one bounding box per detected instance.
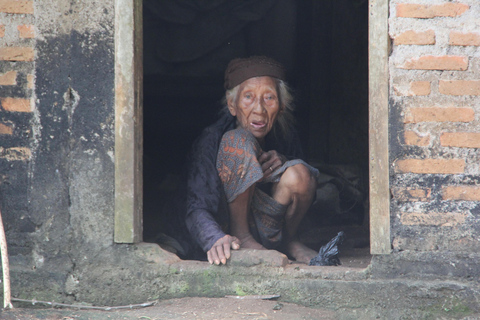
[309,231,345,266]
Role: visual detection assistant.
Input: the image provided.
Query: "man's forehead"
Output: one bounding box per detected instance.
[240,77,277,90]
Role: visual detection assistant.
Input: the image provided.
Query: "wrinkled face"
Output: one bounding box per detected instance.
[228,76,281,141]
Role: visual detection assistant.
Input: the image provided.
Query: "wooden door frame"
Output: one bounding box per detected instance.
[113,0,391,254]
[114,0,143,243]
[368,0,391,254]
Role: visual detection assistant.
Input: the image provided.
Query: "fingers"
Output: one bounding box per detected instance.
[217,245,227,265]
[260,152,274,172]
[223,235,242,258]
[207,235,240,265]
[223,241,231,261]
[207,245,226,265]
[262,159,280,178]
[231,236,241,250]
[258,151,269,163]
[259,150,284,175]
[207,247,219,265]
[207,250,214,264]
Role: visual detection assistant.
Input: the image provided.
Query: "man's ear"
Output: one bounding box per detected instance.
[227,100,237,116]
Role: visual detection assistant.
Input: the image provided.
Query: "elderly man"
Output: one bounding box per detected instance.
[170,56,319,265]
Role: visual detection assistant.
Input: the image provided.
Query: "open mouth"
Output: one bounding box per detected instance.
[250,121,266,129]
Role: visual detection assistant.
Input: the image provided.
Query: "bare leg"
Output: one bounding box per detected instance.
[272,164,317,263]
[229,185,265,250]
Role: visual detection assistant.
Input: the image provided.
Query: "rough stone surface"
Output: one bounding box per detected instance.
[228,249,289,267]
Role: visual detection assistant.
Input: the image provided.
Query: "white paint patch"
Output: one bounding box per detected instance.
[107,150,114,162]
[33,250,45,269]
[84,149,96,155]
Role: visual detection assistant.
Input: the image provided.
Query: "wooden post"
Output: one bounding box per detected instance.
[114,0,143,243]
[368,0,391,254]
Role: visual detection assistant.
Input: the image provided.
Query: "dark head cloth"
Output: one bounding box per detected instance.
[224,56,286,90]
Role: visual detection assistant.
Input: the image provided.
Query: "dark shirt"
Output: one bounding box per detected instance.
[171,111,304,259]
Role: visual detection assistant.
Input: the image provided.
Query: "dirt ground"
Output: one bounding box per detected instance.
[1,297,337,320]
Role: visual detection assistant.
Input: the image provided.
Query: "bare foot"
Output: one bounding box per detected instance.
[286,240,317,264]
[238,233,266,250]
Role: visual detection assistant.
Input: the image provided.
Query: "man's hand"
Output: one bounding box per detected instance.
[259,150,287,179]
[207,235,241,265]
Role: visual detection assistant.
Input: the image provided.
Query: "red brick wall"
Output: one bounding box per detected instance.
[0,0,34,161]
[390,1,480,252]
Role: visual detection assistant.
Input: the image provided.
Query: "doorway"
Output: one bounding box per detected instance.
[140,0,374,265]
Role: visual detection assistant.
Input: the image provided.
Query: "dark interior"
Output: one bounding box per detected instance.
[142,0,370,265]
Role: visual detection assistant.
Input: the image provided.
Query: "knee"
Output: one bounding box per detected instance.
[281,164,317,195]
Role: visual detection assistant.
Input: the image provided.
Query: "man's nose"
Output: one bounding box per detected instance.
[253,98,266,113]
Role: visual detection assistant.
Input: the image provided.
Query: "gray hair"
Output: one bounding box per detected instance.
[222,78,295,139]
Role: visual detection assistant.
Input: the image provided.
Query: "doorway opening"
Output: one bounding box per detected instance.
[140,0,376,267]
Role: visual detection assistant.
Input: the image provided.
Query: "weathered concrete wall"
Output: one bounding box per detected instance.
[31,0,115,248]
[1,0,116,300]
